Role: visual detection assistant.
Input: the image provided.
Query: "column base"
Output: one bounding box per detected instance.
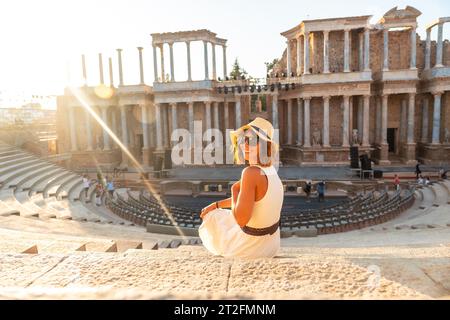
[142,147,153,167]
[374,143,390,165]
[417,143,450,165]
[402,143,417,165]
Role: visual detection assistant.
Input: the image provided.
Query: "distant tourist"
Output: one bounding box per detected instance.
[107,179,115,198]
[317,180,326,202]
[425,177,431,186]
[417,175,424,185]
[415,163,422,180]
[304,181,312,202]
[95,184,103,206]
[82,174,90,198]
[199,117,283,259]
[394,174,401,191]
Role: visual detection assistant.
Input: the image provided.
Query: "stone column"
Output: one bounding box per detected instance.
[436,23,444,67]
[363,28,370,71]
[137,47,145,84]
[188,102,194,134]
[108,57,114,87]
[287,99,293,144]
[432,92,442,144]
[171,103,178,146]
[323,96,330,147]
[205,102,212,141]
[141,105,149,149]
[381,95,388,144]
[357,97,363,143]
[410,28,417,69]
[303,98,311,147]
[342,96,350,147]
[272,95,278,129]
[222,45,227,79]
[362,95,370,146]
[224,101,229,130]
[120,105,129,148]
[117,49,124,86]
[169,43,175,82]
[85,109,93,151]
[152,45,158,82]
[98,53,104,84]
[297,98,303,145]
[159,44,165,82]
[296,36,303,75]
[186,41,192,81]
[162,106,169,148]
[81,54,87,86]
[155,103,163,150]
[376,96,382,144]
[213,102,219,131]
[358,33,364,71]
[407,93,415,144]
[400,99,407,142]
[286,40,292,76]
[212,43,217,80]
[421,97,429,143]
[425,29,431,70]
[235,98,241,128]
[203,41,209,80]
[101,107,110,150]
[323,31,330,74]
[69,107,78,151]
[382,29,389,71]
[303,32,310,74]
[344,29,350,72]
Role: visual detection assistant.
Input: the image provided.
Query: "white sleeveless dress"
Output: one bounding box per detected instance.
[198,165,284,259]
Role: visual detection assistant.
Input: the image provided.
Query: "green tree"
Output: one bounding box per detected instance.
[264,58,279,74]
[229,58,249,79]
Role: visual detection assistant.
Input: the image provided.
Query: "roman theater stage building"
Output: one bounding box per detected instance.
[57,6,450,170]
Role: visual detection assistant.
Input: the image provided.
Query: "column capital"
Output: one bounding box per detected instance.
[168,42,174,47]
[432,91,444,96]
[323,95,331,100]
[137,46,143,51]
[185,40,191,45]
[116,48,123,52]
[303,96,312,101]
[344,28,351,33]
[323,30,330,36]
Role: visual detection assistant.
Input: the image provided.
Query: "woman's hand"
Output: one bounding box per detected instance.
[200,202,218,219]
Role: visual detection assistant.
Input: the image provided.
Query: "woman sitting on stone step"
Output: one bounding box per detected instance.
[199,117,283,259]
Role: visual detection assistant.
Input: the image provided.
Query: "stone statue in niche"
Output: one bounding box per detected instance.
[445,128,450,144]
[312,128,322,146]
[352,129,360,146]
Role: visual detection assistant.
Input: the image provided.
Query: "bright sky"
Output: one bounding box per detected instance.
[0,0,448,96]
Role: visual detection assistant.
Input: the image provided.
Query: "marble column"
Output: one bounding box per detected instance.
[117,49,124,86]
[425,29,431,70]
[159,44,165,82]
[342,96,350,147]
[296,36,303,75]
[432,92,442,144]
[141,105,149,149]
[344,29,350,73]
[235,98,241,128]
[101,107,110,150]
[410,28,417,69]
[222,45,227,79]
[213,102,219,131]
[155,103,163,150]
[362,95,370,146]
[108,57,114,87]
[120,105,129,148]
[169,43,175,82]
[303,98,311,147]
[203,41,209,80]
[303,32,310,74]
[383,29,389,71]
[287,99,293,144]
[171,103,177,146]
[205,102,211,140]
[421,97,429,143]
[69,107,78,151]
[400,99,407,143]
[98,53,104,84]
[162,106,169,147]
[323,31,330,74]
[357,97,363,142]
[376,96,382,144]
[297,98,303,145]
[85,109,93,151]
[152,45,159,82]
[363,28,370,71]
[286,40,292,76]
[138,47,145,84]
[358,33,364,71]
[407,93,415,144]
[188,102,194,135]
[81,54,87,86]
[323,96,330,146]
[212,43,217,80]
[186,41,192,81]
[436,23,444,67]
[272,95,278,129]
[381,95,388,144]
[224,101,229,130]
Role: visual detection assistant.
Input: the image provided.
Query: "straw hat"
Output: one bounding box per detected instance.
[229,117,278,149]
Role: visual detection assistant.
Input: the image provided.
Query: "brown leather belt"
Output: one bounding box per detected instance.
[241,220,280,236]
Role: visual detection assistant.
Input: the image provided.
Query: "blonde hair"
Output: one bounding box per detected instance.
[230,130,274,165]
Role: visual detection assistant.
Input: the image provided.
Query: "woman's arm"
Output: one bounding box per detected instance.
[232,167,259,227]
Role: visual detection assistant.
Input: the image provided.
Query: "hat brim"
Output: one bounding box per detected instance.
[229,124,279,150]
